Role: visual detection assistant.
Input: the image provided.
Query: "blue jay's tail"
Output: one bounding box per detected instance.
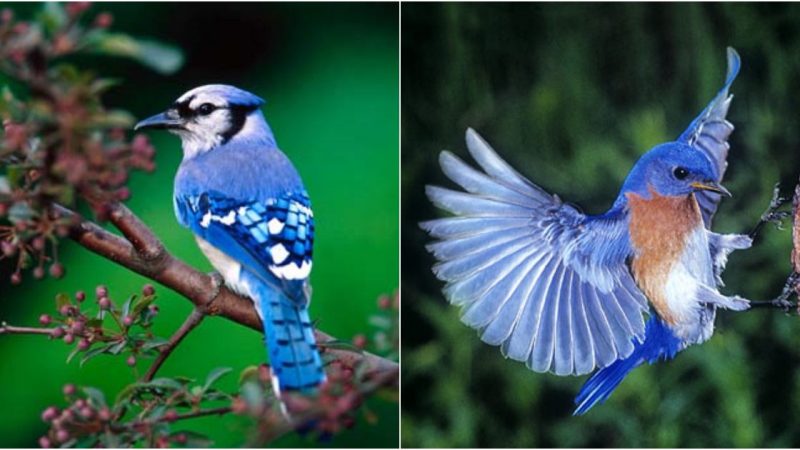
[259,288,326,393]
[573,316,682,415]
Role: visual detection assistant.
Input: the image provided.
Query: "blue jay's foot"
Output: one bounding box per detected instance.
[750,272,799,313]
[749,183,791,239]
[206,271,225,306]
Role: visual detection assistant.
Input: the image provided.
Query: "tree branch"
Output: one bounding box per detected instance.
[143,308,205,382]
[51,202,398,377]
[0,323,54,335]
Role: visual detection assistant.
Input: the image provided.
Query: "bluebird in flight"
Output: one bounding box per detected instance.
[423,48,753,414]
[136,84,325,397]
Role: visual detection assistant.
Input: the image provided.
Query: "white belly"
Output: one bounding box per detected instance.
[194,236,263,318]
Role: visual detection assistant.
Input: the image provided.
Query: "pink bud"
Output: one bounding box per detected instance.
[163,409,178,422]
[10,272,22,285]
[51,327,64,338]
[142,284,155,296]
[38,436,51,448]
[98,408,111,422]
[63,334,75,345]
[75,291,86,302]
[122,316,133,327]
[55,429,69,443]
[33,267,45,279]
[41,406,58,422]
[62,384,76,396]
[49,263,64,279]
[39,314,52,326]
[98,297,111,310]
[95,285,107,299]
[94,12,113,28]
[126,355,136,367]
[78,338,90,350]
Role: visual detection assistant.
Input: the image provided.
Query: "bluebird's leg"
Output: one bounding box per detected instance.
[696,285,750,311]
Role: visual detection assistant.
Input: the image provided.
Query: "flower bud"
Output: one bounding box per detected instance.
[126,355,136,367]
[77,338,90,350]
[39,314,52,326]
[62,384,76,396]
[41,406,58,422]
[75,291,86,302]
[51,327,64,338]
[10,272,22,285]
[33,267,45,279]
[98,297,111,310]
[142,284,155,296]
[55,429,69,443]
[38,436,51,448]
[49,263,64,279]
[122,316,133,327]
[95,285,107,299]
[94,12,113,28]
[63,333,74,345]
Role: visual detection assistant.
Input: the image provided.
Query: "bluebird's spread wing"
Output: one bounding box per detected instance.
[175,191,314,298]
[423,129,649,376]
[678,47,740,227]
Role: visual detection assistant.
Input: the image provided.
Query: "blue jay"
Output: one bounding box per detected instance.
[135,84,325,395]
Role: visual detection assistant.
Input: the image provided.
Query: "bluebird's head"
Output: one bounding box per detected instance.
[621,142,731,199]
[135,84,272,158]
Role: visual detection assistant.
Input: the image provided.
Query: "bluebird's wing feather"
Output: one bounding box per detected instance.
[679,47,740,226]
[424,129,649,376]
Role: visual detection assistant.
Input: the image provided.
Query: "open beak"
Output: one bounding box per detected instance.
[691,180,732,197]
[134,111,183,131]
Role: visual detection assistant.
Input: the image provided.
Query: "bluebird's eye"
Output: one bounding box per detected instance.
[673,167,689,180]
[197,103,216,116]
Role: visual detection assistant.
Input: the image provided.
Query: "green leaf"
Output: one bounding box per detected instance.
[141,337,169,351]
[79,343,114,367]
[83,31,185,75]
[240,381,265,410]
[238,366,259,385]
[146,377,184,390]
[85,318,103,329]
[66,346,81,364]
[38,3,67,35]
[131,295,156,318]
[120,294,135,318]
[203,367,232,392]
[108,340,127,355]
[55,293,71,310]
[83,387,107,408]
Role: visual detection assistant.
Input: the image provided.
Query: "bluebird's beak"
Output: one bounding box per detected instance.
[134,111,183,131]
[691,180,732,197]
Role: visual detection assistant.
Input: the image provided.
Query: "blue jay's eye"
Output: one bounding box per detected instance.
[197,103,216,116]
[673,167,689,180]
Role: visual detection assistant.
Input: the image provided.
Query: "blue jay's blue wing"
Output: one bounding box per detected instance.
[175,191,314,298]
[678,47,740,227]
[423,129,649,376]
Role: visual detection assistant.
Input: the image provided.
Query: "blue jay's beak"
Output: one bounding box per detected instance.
[691,180,732,197]
[134,112,183,131]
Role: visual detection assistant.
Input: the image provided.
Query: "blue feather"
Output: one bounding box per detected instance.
[573,316,682,415]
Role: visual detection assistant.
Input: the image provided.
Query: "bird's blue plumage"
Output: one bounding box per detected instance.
[423,48,751,413]
[139,84,325,395]
[573,316,682,415]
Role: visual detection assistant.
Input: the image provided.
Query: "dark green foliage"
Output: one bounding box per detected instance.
[402,3,800,447]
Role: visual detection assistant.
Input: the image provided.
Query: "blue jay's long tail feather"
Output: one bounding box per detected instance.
[258,286,325,392]
[573,316,682,415]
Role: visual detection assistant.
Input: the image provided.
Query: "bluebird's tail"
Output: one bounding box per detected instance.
[259,289,326,393]
[573,316,682,415]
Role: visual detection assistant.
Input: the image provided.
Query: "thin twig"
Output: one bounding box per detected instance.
[143,309,205,382]
[0,323,53,335]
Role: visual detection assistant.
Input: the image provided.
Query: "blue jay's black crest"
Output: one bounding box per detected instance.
[137,84,326,398]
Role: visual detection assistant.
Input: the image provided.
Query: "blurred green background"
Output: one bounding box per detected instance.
[0,2,398,448]
[402,3,800,448]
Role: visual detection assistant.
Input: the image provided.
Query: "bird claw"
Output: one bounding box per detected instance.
[750,183,791,237]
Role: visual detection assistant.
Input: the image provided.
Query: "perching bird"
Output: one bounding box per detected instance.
[135,84,325,396]
[422,48,753,415]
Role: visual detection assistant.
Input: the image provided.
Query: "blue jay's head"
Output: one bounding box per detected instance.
[135,84,270,158]
[621,142,731,199]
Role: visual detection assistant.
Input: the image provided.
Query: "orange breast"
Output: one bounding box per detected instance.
[626,187,702,324]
